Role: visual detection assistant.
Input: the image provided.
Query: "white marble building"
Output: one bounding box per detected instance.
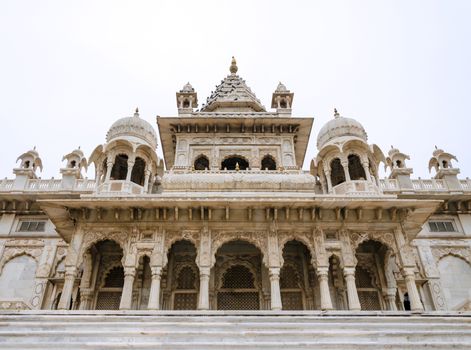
[1,57,470,314]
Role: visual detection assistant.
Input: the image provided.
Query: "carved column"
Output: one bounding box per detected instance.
[341,160,351,182]
[343,267,361,311]
[105,159,114,181]
[198,266,210,310]
[125,158,135,182]
[361,161,372,182]
[384,288,397,310]
[269,267,282,310]
[147,266,162,310]
[324,169,332,192]
[79,289,94,310]
[317,266,333,310]
[143,169,151,193]
[403,267,424,312]
[119,267,136,310]
[57,266,77,310]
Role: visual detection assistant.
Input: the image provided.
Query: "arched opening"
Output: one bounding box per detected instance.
[214,240,264,310]
[24,160,30,168]
[261,155,277,171]
[348,154,366,180]
[111,154,128,180]
[194,155,210,170]
[403,292,411,311]
[70,160,77,168]
[438,255,471,310]
[280,240,315,310]
[0,255,37,305]
[280,99,288,109]
[78,239,124,310]
[442,160,449,168]
[221,156,249,171]
[330,158,346,186]
[396,160,402,168]
[355,240,394,311]
[131,157,146,186]
[182,99,190,108]
[328,255,347,310]
[162,240,199,310]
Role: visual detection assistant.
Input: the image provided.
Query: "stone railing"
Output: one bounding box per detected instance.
[380,178,471,193]
[0,178,96,192]
[97,180,144,195]
[0,178,14,191]
[331,180,381,196]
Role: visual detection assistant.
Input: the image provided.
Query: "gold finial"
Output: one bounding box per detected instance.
[334,108,340,118]
[134,107,139,117]
[230,56,238,74]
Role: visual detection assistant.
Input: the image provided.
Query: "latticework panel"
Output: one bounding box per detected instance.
[176,266,196,290]
[104,266,124,288]
[280,265,300,289]
[355,267,374,288]
[217,292,260,310]
[358,291,381,310]
[173,293,197,310]
[281,291,303,310]
[96,292,121,310]
[222,265,255,289]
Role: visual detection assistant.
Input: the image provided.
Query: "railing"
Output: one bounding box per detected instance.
[0,178,14,191]
[168,167,301,175]
[26,179,62,191]
[75,179,96,190]
[460,178,471,191]
[379,179,399,191]
[97,180,144,195]
[332,180,381,196]
[412,178,447,191]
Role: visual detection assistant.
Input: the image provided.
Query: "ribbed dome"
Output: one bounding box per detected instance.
[317,112,368,149]
[106,110,158,149]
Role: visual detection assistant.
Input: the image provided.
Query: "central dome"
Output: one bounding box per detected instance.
[317,110,368,149]
[106,109,158,149]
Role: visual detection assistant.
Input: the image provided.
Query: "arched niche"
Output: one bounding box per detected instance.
[110,154,129,180]
[221,156,249,170]
[438,255,471,310]
[261,155,276,171]
[0,255,37,303]
[130,157,146,186]
[194,155,210,170]
[348,154,366,180]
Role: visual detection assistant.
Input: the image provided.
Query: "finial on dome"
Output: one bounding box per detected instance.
[230,56,238,74]
[134,108,139,117]
[33,146,36,150]
[334,108,340,118]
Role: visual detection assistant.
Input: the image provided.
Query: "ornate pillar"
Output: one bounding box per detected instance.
[403,267,424,311]
[105,158,114,181]
[269,267,282,310]
[343,267,361,311]
[119,267,136,310]
[316,266,333,310]
[147,266,162,310]
[79,289,94,310]
[341,160,351,182]
[384,288,397,310]
[361,161,372,182]
[125,158,135,182]
[198,266,210,310]
[57,266,77,310]
[143,169,151,193]
[324,169,332,192]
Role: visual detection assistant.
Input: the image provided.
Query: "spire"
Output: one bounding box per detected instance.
[134,107,139,117]
[334,108,340,118]
[230,56,238,74]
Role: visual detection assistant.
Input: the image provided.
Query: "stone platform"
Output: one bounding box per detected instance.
[0,311,471,349]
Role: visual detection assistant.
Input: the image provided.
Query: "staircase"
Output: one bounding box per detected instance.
[1,311,470,349]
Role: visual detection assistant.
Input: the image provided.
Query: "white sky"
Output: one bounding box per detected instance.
[0,0,470,179]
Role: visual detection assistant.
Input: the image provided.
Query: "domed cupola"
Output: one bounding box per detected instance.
[106,108,158,150]
[316,109,368,150]
[311,109,385,196]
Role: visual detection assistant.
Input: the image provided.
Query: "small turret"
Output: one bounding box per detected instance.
[61,147,88,189]
[385,146,413,189]
[271,82,293,115]
[429,146,461,191]
[13,147,43,190]
[176,82,198,116]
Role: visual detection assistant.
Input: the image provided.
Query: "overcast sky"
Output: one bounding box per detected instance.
[0,0,470,180]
